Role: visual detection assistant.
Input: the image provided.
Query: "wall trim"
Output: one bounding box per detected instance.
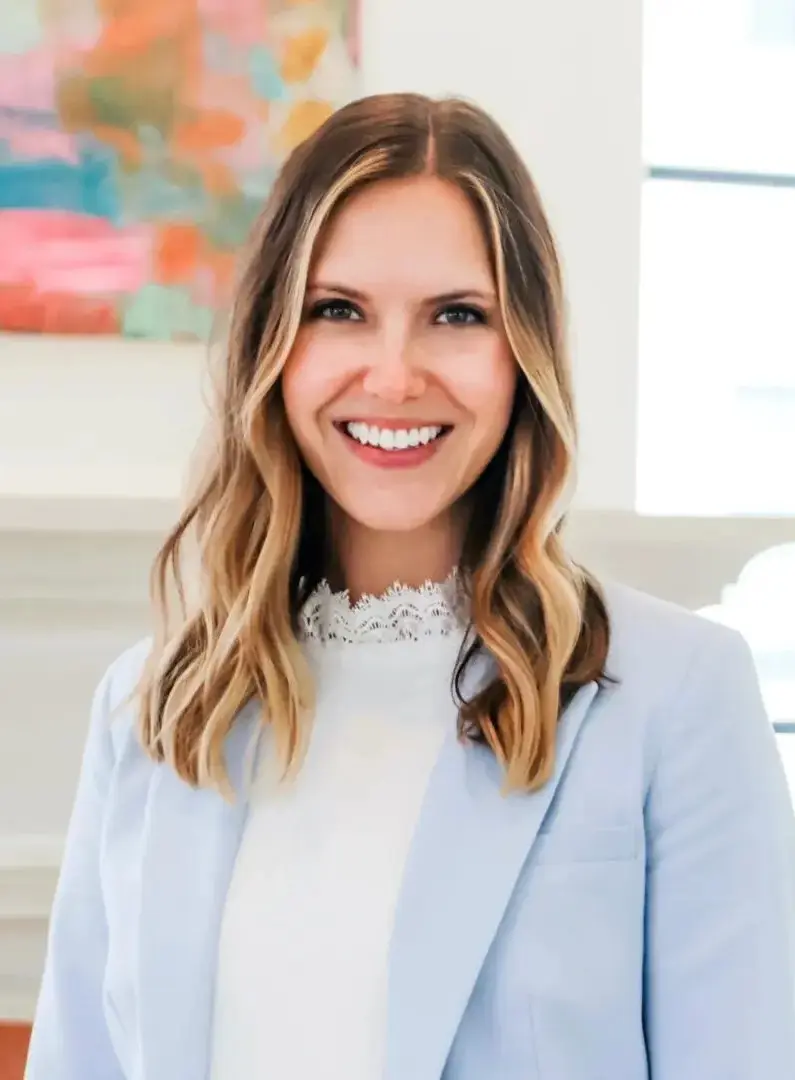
[0,493,177,535]
[0,836,62,922]
[3,507,791,609]
[0,987,38,1024]
[0,838,62,1023]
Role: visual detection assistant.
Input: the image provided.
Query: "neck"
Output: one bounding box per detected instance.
[329,511,462,602]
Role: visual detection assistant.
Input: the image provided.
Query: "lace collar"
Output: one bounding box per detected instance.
[298,573,467,646]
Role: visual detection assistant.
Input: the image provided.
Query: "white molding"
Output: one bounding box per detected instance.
[0,528,157,607]
[0,493,177,535]
[566,511,795,610]
[0,838,60,1021]
[0,989,38,1024]
[0,835,63,868]
[0,839,60,1022]
[0,836,61,922]
[0,506,792,610]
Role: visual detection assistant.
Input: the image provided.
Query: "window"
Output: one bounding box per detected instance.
[753,0,795,43]
[638,0,795,515]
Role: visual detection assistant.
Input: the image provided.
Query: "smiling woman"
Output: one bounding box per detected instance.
[125,92,606,804]
[25,93,795,1080]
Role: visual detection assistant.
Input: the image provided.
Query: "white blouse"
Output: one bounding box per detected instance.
[210,578,468,1080]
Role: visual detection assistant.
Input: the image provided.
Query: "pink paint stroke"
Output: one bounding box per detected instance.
[197,0,264,44]
[0,211,152,295]
[0,116,80,164]
[0,50,60,111]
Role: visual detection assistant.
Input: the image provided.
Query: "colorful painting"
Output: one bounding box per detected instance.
[0,0,358,339]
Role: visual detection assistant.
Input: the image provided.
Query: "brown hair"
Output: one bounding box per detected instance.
[137,93,610,797]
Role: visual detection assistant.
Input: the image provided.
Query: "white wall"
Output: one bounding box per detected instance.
[361,0,644,510]
[0,0,643,515]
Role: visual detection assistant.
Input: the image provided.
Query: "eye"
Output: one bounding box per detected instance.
[435,303,488,326]
[308,298,363,322]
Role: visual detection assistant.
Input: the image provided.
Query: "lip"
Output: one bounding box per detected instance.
[333,418,453,430]
[334,421,452,470]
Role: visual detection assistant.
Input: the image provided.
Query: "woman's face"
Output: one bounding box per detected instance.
[281,176,517,536]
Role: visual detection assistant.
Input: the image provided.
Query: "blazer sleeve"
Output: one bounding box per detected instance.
[25,664,125,1080]
[643,626,795,1078]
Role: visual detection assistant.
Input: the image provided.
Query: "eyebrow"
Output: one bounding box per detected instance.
[306,281,497,304]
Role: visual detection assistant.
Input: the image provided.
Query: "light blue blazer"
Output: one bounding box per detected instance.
[26,583,795,1079]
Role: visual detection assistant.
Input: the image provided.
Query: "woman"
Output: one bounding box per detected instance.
[26,94,794,1080]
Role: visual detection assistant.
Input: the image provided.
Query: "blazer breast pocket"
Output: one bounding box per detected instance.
[532,823,640,865]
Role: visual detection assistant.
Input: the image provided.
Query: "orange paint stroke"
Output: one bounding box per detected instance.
[281,28,329,84]
[174,109,247,154]
[198,159,239,198]
[79,0,204,113]
[0,283,120,335]
[89,0,199,66]
[155,223,201,284]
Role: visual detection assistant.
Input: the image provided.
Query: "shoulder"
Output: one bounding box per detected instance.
[92,637,153,760]
[595,579,774,800]
[596,579,764,759]
[599,576,752,691]
[99,637,152,706]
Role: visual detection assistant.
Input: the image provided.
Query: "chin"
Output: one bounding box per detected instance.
[339,496,450,535]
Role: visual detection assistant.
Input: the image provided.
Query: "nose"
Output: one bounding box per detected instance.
[361,334,426,403]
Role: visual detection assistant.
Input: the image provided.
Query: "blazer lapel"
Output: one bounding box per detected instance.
[385,681,599,1080]
[136,705,260,1080]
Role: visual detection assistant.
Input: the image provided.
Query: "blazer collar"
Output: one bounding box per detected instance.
[384,680,599,1080]
[136,703,260,1080]
[134,683,599,1080]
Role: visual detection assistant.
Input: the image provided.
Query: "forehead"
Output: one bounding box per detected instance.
[310,176,495,292]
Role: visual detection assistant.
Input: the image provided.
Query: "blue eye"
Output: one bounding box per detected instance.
[309,299,363,321]
[435,304,487,326]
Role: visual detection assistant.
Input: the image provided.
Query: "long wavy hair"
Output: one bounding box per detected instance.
[137,92,611,798]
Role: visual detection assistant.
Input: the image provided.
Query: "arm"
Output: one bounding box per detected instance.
[25,665,125,1080]
[643,627,795,1078]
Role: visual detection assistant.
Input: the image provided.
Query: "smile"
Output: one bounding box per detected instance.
[334,420,453,469]
[343,421,449,451]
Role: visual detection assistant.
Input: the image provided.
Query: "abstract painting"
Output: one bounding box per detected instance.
[0,0,359,339]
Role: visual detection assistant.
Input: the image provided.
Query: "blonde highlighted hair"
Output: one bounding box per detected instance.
[137,93,610,797]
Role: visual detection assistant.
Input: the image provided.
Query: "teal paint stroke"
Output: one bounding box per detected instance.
[239,167,279,201]
[0,144,121,220]
[249,45,286,101]
[122,283,214,340]
[115,126,210,224]
[202,190,261,249]
[115,169,210,225]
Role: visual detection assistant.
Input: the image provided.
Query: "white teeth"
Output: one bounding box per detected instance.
[344,422,444,450]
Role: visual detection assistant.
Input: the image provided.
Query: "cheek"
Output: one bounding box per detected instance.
[281,336,346,443]
[451,343,517,437]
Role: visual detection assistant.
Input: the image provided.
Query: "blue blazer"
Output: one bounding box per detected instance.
[26,583,795,1079]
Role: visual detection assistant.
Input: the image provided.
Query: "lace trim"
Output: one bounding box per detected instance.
[298,573,467,645]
